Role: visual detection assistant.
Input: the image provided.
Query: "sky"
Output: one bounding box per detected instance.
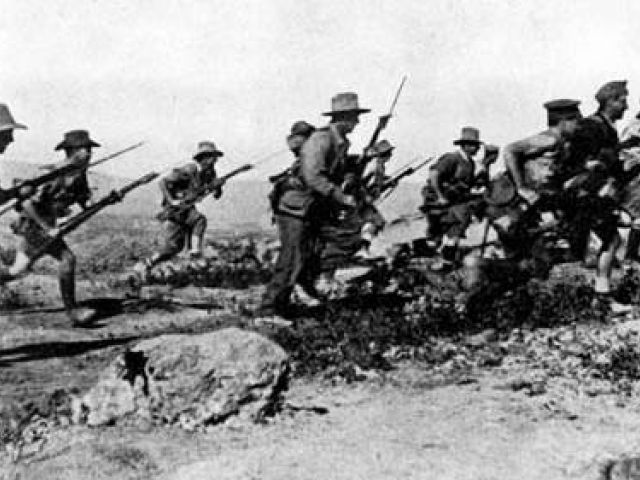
[2,0,640,182]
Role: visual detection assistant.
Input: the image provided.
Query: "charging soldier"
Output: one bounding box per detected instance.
[561,81,636,310]
[258,92,366,319]
[460,100,582,314]
[3,130,99,325]
[135,141,224,277]
[422,127,484,270]
[0,104,28,276]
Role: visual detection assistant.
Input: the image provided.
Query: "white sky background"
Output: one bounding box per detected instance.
[2,0,640,180]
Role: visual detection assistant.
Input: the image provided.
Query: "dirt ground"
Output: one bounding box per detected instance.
[1,273,640,480]
[2,216,640,479]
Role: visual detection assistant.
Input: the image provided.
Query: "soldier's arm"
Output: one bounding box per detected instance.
[21,198,53,231]
[300,133,348,205]
[76,173,92,210]
[159,176,180,206]
[504,134,556,190]
[428,154,457,202]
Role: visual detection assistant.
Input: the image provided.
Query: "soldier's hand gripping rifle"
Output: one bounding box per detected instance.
[27,172,159,270]
[156,163,253,222]
[0,141,145,215]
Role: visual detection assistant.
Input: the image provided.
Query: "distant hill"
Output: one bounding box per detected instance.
[0,160,424,232]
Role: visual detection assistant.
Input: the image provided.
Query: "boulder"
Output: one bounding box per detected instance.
[78,328,290,429]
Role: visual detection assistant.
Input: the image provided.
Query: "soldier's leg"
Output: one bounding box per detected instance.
[440,204,472,264]
[260,214,307,313]
[185,209,207,258]
[136,220,186,276]
[625,226,640,261]
[594,227,621,295]
[1,224,47,282]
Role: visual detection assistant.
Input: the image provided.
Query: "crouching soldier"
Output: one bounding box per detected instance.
[421,127,485,271]
[2,130,99,325]
[134,141,223,278]
[257,92,365,319]
[460,99,582,315]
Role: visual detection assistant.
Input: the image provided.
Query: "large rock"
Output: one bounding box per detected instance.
[78,328,290,429]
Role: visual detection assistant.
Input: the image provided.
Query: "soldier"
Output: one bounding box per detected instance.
[258,92,366,319]
[504,99,582,205]
[134,141,224,277]
[287,121,316,158]
[561,81,634,309]
[0,104,28,202]
[268,121,316,216]
[619,104,640,262]
[460,100,582,315]
[422,127,484,270]
[0,104,28,272]
[3,130,99,325]
[354,139,395,259]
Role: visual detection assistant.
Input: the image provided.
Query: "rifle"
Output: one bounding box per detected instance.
[0,141,145,215]
[156,163,253,221]
[352,76,407,176]
[378,156,433,202]
[364,76,407,152]
[27,172,159,270]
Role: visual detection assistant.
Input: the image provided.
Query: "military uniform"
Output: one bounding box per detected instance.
[262,124,351,311]
[8,130,99,325]
[13,164,91,259]
[157,160,220,259]
[0,104,27,278]
[560,111,622,260]
[260,92,369,316]
[423,149,478,240]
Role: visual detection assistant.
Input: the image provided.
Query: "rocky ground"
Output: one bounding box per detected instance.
[2,225,640,479]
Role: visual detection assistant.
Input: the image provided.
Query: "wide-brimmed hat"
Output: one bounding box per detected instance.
[453,127,482,145]
[193,141,224,160]
[322,92,371,117]
[55,130,100,151]
[0,104,27,132]
[373,139,395,156]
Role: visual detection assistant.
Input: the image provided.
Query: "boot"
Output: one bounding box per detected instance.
[60,271,95,326]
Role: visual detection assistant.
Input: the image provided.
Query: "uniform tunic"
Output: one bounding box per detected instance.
[158,160,220,256]
[14,163,90,259]
[423,150,478,239]
[262,124,351,310]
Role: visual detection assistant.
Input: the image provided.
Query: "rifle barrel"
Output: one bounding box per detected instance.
[389,75,407,115]
[89,141,145,168]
